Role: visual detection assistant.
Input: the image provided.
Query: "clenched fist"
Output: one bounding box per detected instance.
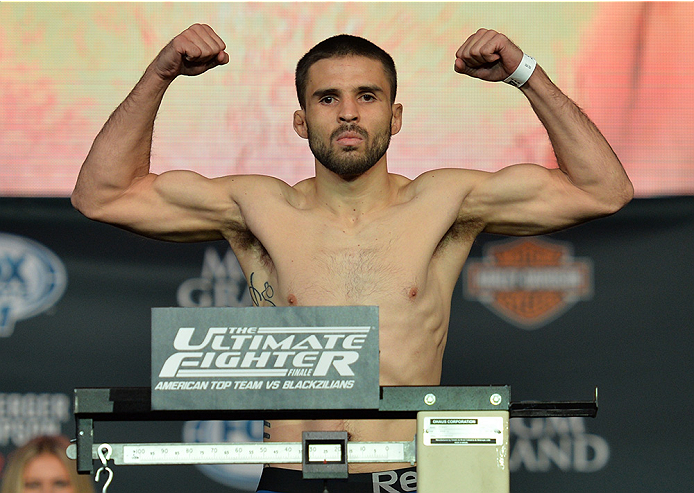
[454,28,525,82]
[153,24,229,81]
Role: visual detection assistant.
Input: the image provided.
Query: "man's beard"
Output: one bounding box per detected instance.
[307,123,391,177]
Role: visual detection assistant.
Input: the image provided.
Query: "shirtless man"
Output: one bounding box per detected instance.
[72,24,633,492]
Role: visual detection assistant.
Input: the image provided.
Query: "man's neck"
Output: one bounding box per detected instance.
[312,158,397,222]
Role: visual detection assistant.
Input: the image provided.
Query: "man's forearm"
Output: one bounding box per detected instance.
[520,65,634,209]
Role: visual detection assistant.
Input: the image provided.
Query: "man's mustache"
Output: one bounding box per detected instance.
[331,124,369,140]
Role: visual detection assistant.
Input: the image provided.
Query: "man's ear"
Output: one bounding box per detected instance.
[390,103,403,135]
[293,110,308,139]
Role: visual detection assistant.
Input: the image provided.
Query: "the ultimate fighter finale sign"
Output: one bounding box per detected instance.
[151,306,379,411]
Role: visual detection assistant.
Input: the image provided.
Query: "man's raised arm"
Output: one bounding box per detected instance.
[454,29,634,236]
[72,24,236,241]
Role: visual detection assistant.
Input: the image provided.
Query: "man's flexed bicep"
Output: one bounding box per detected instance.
[75,167,290,243]
[461,164,618,236]
[81,170,250,242]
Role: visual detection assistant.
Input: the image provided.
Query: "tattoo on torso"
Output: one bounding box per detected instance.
[249,271,276,306]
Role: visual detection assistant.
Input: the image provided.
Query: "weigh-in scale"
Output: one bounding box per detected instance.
[69,307,598,492]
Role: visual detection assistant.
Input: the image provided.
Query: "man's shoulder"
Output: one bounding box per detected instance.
[413,167,484,181]
[406,168,487,197]
[216,174,303,205]
[216,173,291,189]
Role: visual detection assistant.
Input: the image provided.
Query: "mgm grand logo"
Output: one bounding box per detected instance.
[464,238,593,330]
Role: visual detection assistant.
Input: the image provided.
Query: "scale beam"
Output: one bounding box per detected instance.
[67,440,416,466]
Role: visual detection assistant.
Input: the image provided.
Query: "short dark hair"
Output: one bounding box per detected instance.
[295,34,397,109]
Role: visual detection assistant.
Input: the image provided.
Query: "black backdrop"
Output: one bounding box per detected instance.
[1,197,692,492]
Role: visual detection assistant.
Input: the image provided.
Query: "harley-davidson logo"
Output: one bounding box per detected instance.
[464,238,593,330]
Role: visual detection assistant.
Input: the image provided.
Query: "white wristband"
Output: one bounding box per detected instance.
[503,53,536,88]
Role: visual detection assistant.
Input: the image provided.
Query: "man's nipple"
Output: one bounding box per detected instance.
[408,287,418,300]
[287,293,298,305]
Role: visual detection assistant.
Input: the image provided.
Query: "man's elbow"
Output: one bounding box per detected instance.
[70,187,83,209]
[620,179,635,206]
[71,183,90,213]
[70,186,86,212]
[600,178,634,216]
[71,185,106,221]
[614,176,634,209]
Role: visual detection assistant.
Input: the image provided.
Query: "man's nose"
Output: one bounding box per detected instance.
[338,98,359,122]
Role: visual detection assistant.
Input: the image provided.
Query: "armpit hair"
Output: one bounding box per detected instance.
[228,221,273,267]
[434,218,484,256]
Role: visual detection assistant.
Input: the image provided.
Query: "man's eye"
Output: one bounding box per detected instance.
[361,94,376,102]
[320,96,335,104]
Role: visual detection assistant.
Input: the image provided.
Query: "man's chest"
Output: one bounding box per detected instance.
[232,199,477,307]
[237,209,439,303]
[286,235,417,304]
[285,221,433,304]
